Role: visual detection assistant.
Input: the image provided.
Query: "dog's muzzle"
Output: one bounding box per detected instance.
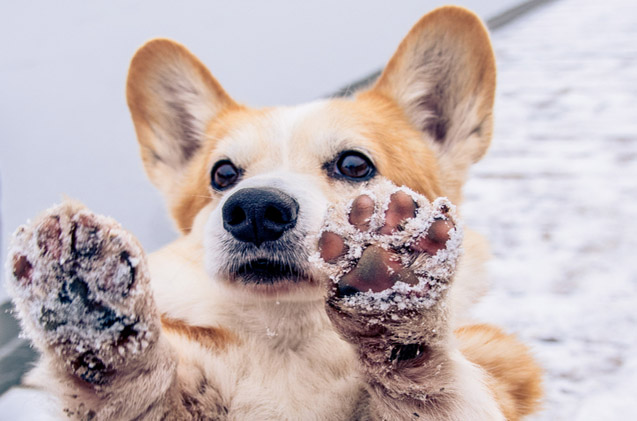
[222,187,299,247]
[220,187,309,285]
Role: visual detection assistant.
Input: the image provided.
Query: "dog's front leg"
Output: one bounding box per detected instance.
[316,181,505,421]
[6,202,194,420]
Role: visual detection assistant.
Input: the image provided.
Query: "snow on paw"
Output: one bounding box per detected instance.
[6,201,157,385]
[312,179,463,344]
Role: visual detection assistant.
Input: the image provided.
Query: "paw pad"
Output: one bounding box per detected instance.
[35,216,63,259]
[6,202,156,384]
[312,179,463,313]
[12,255,33,282]
[71,214,103,257]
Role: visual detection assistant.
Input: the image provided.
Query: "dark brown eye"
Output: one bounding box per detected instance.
[335,151,375,180]
[211,160,240,190]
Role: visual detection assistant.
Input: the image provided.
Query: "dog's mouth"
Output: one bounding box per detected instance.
[230,258,308,284]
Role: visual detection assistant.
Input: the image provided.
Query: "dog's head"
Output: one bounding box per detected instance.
[126,6,495,300]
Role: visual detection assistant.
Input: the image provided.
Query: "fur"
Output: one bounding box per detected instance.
[10,6,542,420]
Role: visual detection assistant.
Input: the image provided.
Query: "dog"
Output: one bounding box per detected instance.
[7,6,542,420]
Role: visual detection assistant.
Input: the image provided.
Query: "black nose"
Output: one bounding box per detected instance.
[222,187,299,246]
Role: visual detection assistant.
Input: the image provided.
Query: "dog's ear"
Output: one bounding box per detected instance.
[369,6,496,193]
[127,39,237,198]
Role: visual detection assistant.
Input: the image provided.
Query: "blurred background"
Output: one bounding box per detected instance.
[2,0,636,419]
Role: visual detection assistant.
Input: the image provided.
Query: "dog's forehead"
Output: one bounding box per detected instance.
[215,100,374,172]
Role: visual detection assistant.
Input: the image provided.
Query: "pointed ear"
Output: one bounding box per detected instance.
[370,6,496,174]
[126,39,237,198]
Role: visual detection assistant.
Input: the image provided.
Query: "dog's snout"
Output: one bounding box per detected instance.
[222,188,299,246]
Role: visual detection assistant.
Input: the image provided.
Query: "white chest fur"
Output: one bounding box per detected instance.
[149,242,366,419]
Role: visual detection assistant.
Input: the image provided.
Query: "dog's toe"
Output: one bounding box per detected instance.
[319,231,347,263]
[379,191,417,234]
[348,194,375,231]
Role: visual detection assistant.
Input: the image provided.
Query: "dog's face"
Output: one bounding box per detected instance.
[126,7,495,300]
[183,99,446,300]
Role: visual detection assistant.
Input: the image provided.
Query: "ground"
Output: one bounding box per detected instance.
[464,0,637,418]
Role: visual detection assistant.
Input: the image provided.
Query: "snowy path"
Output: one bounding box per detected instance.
[464,0,637,419]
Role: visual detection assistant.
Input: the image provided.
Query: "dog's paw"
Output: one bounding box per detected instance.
[7,202,158,385]
[313,180,462,347]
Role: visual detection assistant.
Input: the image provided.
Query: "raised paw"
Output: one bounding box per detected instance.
[314,180,462,345]
[7,202,158,385]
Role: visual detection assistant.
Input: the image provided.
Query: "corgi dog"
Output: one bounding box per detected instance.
[7,6,542,420]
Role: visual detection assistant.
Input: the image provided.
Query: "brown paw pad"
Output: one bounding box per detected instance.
[337,246,418,297]
[410,218,455,255]
[95,251,138,296]
[71,213,104,257]
[36,215,63,259]
[71,351,111,385]
[318,231,347,263]
[12,255,33,284]
[348,194,375,231]
[314,180,462,312]
[379,191,417,234]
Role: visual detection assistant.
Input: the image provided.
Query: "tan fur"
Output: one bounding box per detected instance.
[372,6,496,205]
[456,324,544,420]
[126,38,240,204]
[158,98,447,234]
[161,316,239,351]
[15,6,542,420]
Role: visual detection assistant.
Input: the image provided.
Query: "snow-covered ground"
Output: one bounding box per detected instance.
[464,0,637,418]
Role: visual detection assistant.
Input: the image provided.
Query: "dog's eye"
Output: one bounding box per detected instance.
[211,160,240,190]
[335,151,375,180]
